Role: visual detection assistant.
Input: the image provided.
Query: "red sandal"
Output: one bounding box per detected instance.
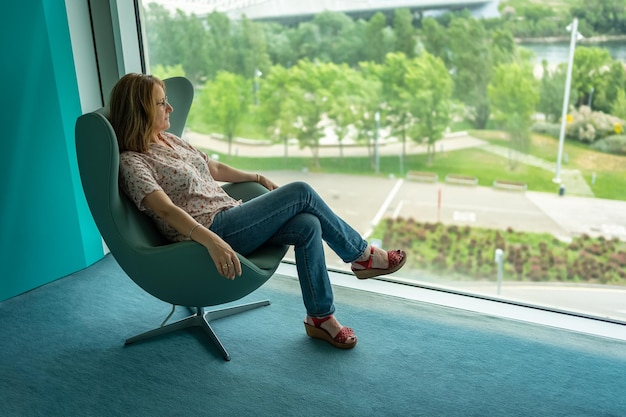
[304,316,357,349]
[351,246,407,280]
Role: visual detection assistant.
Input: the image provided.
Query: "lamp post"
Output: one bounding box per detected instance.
[554,18,582,184]
[374,111,380,175]
[253,68,262,106]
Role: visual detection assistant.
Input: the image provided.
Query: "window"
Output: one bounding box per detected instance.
[139,0,626,324]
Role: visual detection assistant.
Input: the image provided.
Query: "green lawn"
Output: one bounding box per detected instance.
[470,129,626,200]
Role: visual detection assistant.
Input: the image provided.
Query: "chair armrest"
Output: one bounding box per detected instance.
[221,181,269,202]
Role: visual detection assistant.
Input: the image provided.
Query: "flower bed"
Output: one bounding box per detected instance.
[374,219,626,284]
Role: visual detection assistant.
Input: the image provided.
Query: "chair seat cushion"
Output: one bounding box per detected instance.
[246,245,288,270]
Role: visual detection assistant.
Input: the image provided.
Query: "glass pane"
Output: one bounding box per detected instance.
[140,1,626,322]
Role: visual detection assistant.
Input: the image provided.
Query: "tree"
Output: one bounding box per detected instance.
[365,12,388,63]
[373,53,416,163]
[522,4,556,23]
[393,8,416,58]
[150,64,185,80]
[292,21,322,62]
[335,19,368,66]
[355,61,388,168]
[571,47,614,110]
[200,72,251,155]
[612,89,626,120]
[280,60,335,167]
[232,16,272,80]
[176,11,210,85]
[326,65,381,159]
[258,65,296,156]
[538,61,569,122]
[143,5,210,85]
[571,0,626,35]
[205,11,236,79]
[311,11,355,64]
[403,53,453,163]
[144,3,177,68]
[448,17,494,129]
[420,17,450,67]
[263,23,297,68]
[491,28,516,66]
[606,61,626,110]
[488,61,539,168]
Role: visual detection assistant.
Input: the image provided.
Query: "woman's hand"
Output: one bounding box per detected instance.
[204,235,242,280]
[142,190,242,279]
[257,174,278,191]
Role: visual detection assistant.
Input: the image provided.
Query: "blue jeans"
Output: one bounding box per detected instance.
[209,181,368,317]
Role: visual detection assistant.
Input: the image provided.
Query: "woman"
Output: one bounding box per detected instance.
[109,73,406,349]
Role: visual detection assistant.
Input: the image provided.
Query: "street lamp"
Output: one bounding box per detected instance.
[253,68,262,106]
[374,111,380,175]
[554,18,583,184]
[588,87,594,108]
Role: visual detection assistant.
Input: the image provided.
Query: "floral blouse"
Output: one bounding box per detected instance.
[119,132,240,241]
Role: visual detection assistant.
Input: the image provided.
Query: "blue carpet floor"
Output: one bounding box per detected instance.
[1,254,626,417]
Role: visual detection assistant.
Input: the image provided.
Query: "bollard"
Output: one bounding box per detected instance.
[558,184,565,196]
[437,188,442,222]
[495,248,504,295]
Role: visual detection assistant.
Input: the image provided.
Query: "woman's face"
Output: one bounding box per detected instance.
[152,84,173,134]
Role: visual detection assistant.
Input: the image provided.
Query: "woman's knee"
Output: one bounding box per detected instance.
[284,181,315,197]
[293,213,322,241]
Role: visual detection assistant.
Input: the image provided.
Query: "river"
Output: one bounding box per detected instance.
[520,39,626,65]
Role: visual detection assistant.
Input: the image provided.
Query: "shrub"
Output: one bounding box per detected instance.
[608,251,626,268]
[591,135,626,156]
[373,218,626,284]
[531,121,561,138]
[566,106,625,143]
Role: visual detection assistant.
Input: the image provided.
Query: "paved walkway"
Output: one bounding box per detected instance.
[480,144,594,197]
[185,129,486,158]
[188,129,596,196]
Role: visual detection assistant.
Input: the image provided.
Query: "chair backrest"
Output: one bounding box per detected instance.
[75,77,197,265]
[75,76,286,307]
[163,76,194,138]
[76,76,195,255]
[76,111,169,254]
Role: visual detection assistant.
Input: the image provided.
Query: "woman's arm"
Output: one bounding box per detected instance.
[142,189,242,280]
[208,160,278,191]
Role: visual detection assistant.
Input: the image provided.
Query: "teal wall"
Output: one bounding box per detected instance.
[0,0,104,301]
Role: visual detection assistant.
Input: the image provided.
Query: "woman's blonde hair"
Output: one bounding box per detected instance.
[109,73,166,153]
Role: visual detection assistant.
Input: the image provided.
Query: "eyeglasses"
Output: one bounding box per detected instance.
[156,96,169,108]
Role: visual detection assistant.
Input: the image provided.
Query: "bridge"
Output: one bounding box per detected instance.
[149,0,501,22]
